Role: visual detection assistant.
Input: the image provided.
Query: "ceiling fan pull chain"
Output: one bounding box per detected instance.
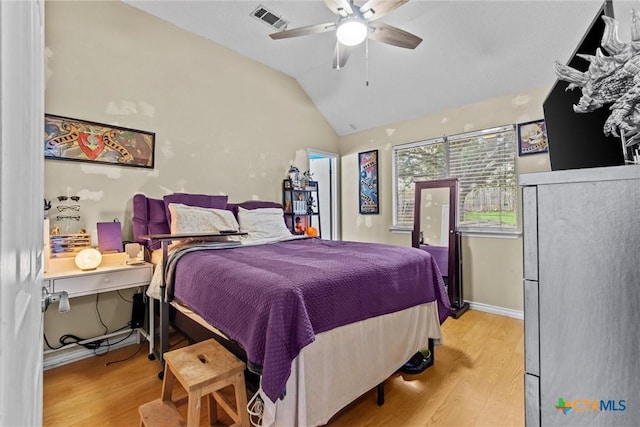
[365,37,370,87]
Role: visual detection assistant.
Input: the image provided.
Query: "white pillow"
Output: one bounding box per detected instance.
[238,207,292,240]
[168,203,239,234]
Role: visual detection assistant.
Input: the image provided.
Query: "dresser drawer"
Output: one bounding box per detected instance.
[51,267,151,297]
[522,186,538,281]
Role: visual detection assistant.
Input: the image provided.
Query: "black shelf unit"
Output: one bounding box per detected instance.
[282,179,321,237]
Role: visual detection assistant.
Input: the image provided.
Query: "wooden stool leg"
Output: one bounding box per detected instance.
[207,393,218,426]
[187,389,202,427]
[161,366,175,402]
[233,373,250,427]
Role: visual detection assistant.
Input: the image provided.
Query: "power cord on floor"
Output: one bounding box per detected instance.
[59,334,105,350]
[104,341,146,366]
[43,332,65,350]
[93,322,137,356]
[247,391,264,427]
[43,321,135,353]
[104,332,188,367]
[44,291,139,355]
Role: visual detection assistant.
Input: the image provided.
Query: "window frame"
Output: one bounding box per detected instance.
[392,125,519,236]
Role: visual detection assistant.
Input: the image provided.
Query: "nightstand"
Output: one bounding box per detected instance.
[43,253,153,357]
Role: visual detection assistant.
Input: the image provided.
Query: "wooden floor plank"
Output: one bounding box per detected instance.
[43,310,524,426]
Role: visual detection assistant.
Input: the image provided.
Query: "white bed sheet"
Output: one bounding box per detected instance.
[173,301,442,426]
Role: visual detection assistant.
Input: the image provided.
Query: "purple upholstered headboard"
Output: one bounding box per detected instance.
[132,194,170,251]
[132,193,282,251]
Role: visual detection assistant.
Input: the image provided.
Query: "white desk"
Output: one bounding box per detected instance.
[43,253,153,356]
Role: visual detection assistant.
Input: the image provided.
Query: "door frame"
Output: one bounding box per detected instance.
[307,149,340,240]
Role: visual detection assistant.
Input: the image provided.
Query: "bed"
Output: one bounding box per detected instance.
[132,192,451,426]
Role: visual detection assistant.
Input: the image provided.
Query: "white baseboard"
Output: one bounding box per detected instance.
[43,334,141,370]
[466,300,524,320]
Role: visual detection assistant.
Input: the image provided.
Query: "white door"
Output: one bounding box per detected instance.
[0,0,45,425]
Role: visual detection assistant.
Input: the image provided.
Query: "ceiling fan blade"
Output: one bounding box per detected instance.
[332,42,351,69]
[323,0,353,16]
[360,0,409,21]
[368,22,422,49]
[270,22,336,40]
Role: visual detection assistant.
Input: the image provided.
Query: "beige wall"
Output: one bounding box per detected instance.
[338,86,552,313]
[43,0,338,355]
[43,1,553,360]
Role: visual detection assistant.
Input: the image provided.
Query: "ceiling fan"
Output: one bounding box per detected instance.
[269,0,422,69]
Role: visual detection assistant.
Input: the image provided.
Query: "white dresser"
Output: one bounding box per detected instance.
[520,165,640,426]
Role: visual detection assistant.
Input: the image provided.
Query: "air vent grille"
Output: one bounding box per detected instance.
[251,5,288,30]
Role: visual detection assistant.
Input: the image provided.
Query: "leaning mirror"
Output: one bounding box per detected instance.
[413,178,469,318]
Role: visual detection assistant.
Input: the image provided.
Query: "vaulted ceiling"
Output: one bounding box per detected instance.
[123,1,633,136]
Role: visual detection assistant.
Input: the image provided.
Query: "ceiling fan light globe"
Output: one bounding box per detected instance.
[336,20,368,46]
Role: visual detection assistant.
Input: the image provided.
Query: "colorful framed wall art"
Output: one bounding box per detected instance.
[358,149,379,214]
[44,114,155,168]
[518,119,549,156]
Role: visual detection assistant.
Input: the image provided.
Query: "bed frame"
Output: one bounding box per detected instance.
[133,193,438,420]
[144,232,436,406]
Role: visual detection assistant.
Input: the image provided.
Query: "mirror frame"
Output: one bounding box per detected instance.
[413,178,468,318]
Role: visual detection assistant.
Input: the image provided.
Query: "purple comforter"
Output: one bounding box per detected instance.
[170,238,450,402]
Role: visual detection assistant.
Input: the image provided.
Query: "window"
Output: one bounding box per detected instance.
[392,125,517,234]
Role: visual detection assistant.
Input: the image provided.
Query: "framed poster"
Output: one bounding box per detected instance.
[44,114,155,168]
[518,119,549,156]
[358,149,379,214]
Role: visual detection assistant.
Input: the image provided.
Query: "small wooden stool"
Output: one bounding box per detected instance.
[140,339,250,427]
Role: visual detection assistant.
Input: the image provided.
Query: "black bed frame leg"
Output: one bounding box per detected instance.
[427,338,435,369]
[375,338,436,407]
[156,294,170,380]
[155,241,170,378]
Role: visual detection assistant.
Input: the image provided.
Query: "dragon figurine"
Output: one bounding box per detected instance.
[554,9,640,153]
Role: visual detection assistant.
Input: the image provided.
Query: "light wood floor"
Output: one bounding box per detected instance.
[43,309,524,426]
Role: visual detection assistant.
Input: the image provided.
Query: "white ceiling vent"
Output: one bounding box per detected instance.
[251,5,288,30]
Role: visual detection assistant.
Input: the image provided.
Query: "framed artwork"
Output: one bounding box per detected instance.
[518,119,549,156]
[44,114,155,168]
[358,149,379,214]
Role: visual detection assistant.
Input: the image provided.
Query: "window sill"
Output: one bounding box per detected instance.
[389,226,412,233]
[461,230,521,239]
[389,226,521,239]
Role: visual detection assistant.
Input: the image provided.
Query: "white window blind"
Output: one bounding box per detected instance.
[392,125,517,233]
[393,138,446,228]
[449,126,517,232]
